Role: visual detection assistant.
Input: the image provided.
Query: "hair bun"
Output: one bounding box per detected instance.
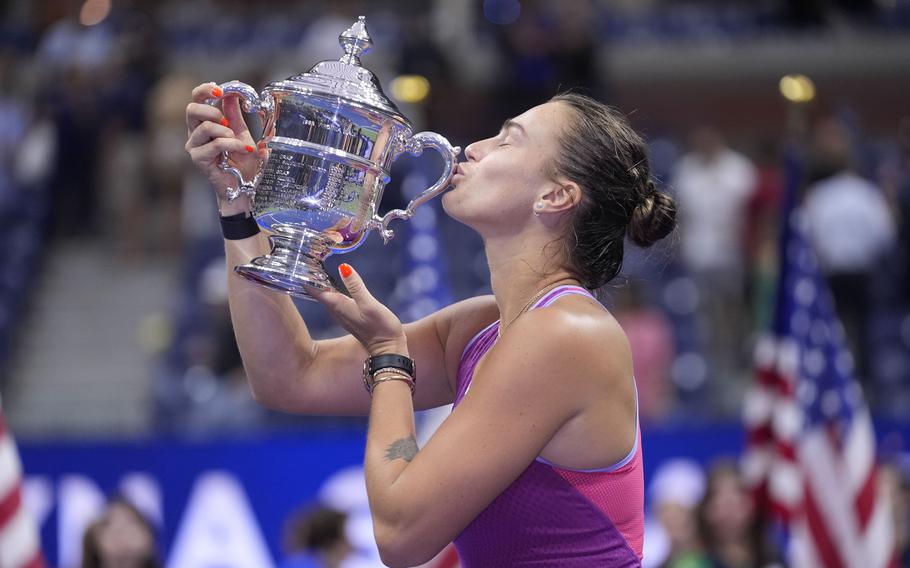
[627,189,677,247]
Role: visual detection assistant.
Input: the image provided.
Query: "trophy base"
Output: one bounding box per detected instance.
[234,225,338,301]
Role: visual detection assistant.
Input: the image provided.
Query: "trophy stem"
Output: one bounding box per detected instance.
[234,224,338,301]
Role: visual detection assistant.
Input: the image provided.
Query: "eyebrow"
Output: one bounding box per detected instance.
[501,118,527,137]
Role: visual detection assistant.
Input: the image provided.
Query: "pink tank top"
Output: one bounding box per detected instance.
[452,285,644,567]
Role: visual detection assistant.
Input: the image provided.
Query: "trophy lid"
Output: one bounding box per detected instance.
[269,16,409,127]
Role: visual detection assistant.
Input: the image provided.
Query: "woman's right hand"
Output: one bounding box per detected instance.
[185,82,262,211]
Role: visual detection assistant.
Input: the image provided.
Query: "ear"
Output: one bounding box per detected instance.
[537,180,582,215]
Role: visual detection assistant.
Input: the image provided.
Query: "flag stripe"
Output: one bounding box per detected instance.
[745,192,894,566]
[0,412,44,568]
[21,550,44,568]
[0,507,43,568]
[854,465,877,530]
[0,435,22,499]
[804,482,846,568]
[0,485,22,529]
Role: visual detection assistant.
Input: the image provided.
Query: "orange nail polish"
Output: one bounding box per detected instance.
[245,145,255,153]
[339,264,353,278]
[211,86,223,97]
[220,117,230,127]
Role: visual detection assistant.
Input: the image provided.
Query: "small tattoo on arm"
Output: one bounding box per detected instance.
[384,436,419,463]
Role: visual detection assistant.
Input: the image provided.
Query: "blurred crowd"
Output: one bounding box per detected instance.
[69,454,910,567]
[0,0,908,436]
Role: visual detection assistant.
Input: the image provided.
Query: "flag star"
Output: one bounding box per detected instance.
[797,380,817,404]
[794,278,816,306]
[821,390,842,417]
[804,349,826,377]
[844,383,862,406]
[809,321,829,346]
[835,351,854,376]
[791,310,811,336]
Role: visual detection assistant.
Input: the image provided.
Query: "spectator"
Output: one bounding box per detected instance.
[802,118,896,385]
[281,505,352,568]
[643,459,710,568]
[697,461,780,568]
[879,115,910,307]
[614,285,675,423]
[672,126,757,399]
[877,458,910,568]
[82,497,160,568]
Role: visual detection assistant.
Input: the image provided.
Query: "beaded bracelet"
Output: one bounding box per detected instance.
[366,367,415,396]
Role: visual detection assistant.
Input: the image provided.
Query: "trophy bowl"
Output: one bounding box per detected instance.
[207,16,459,300]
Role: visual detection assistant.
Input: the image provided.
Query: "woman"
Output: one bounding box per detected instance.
[82,497,160,568]
[696,462,779,568]
[186,86,676,567]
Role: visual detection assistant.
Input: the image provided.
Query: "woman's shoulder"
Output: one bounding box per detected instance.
[499,297,632,385]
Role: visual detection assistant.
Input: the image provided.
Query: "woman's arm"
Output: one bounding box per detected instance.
[185,83,496,415]
[318,269,632,567]
[223,234,494,414]
[362,304,632,567]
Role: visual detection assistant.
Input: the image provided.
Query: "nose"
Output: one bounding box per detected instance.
[464,140,481,162]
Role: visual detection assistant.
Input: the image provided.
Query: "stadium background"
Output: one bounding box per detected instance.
[0,0,908,566]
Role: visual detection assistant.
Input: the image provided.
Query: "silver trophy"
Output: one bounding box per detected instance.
[207,16,459,300]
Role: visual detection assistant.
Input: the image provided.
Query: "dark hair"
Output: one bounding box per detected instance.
[549,93,677,289]
[82,497,160,568]
[695,460,779,566]
[285,506,348,554]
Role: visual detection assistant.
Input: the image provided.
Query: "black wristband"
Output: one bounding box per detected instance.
[366,354,415,378]
[220,212,260,240]
[363,354,416,396]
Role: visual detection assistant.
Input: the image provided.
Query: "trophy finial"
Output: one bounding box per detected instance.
[339,16,372,66]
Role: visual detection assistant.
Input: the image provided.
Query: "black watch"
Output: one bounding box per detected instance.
[363,353,415,388]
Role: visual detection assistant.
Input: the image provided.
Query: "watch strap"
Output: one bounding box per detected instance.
[366,354,415,378]
[220,211,260,240]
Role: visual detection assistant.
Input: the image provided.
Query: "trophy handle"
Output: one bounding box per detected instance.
[372,132,460,243]
[206,80,275,202]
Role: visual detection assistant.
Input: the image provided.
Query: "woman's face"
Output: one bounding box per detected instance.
[442,101,569,234]
[703,470,754,542]
[95,502,154,566]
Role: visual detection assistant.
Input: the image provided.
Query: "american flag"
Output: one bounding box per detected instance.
[0,406,44,568]
[742,152,895,568]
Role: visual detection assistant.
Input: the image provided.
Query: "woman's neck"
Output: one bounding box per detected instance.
[484,232,578,331]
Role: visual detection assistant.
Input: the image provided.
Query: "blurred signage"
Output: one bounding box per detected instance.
[18,430,369,567]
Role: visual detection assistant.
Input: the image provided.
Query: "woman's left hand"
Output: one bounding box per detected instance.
[312,264,408,356]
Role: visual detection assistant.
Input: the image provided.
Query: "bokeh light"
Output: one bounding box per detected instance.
[483,0,521,26]
[78,0,111,27]
[390,74,430,103]
[779,74,817,103]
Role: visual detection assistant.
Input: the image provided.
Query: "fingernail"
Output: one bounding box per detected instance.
[211,86,223,97]
[220,117,230,127]
[245,145,255,153]
[339,264,353,278]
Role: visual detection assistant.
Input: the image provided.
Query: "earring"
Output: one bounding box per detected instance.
[534,203,543,216]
